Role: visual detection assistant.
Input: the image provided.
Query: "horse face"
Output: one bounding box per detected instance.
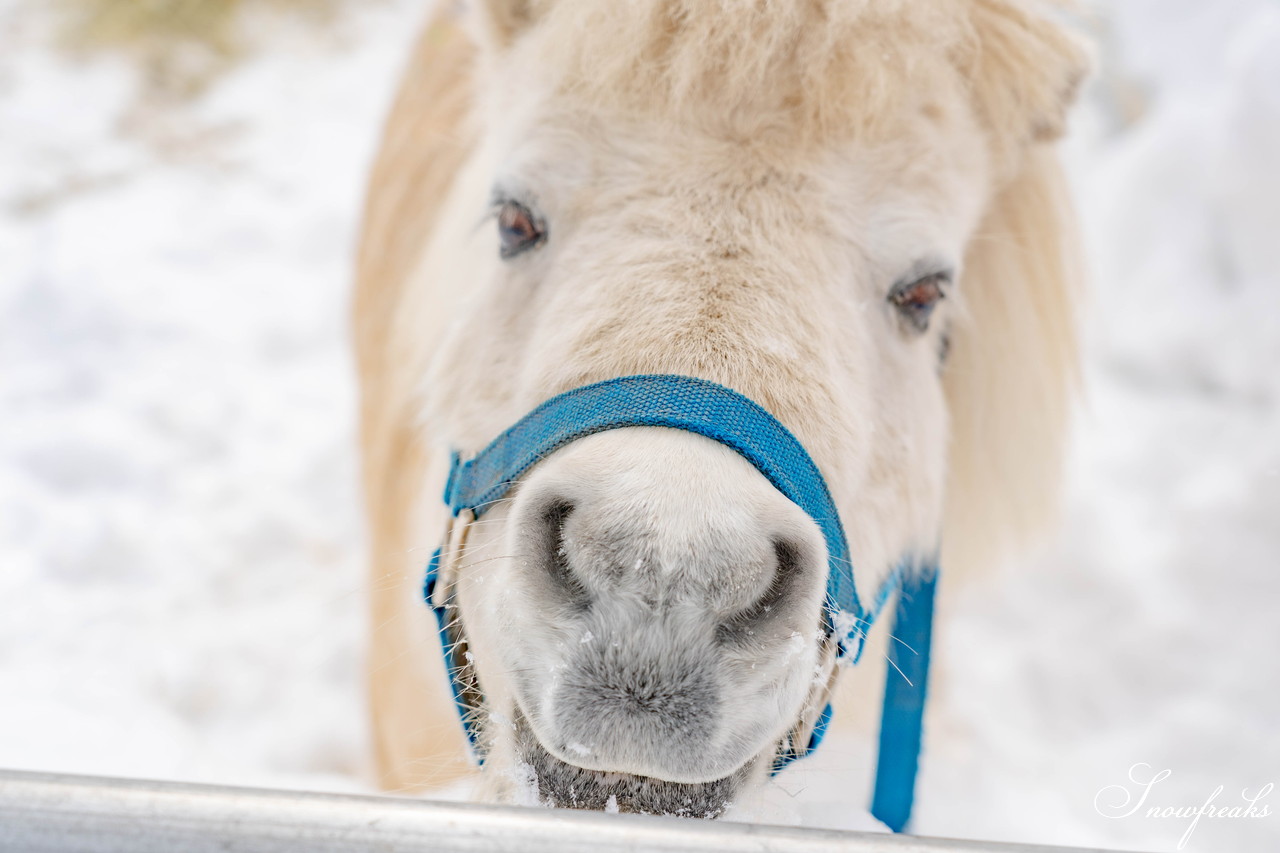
[419,3,999,815]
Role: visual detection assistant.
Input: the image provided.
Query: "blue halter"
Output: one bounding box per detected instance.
[423,374,937,832]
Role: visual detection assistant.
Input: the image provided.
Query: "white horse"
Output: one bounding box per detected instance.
[354,0,1088,819]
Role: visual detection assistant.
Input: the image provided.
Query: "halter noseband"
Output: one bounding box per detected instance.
[423,374,937,832]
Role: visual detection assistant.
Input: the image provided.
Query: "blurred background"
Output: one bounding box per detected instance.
[1,1,1277,850]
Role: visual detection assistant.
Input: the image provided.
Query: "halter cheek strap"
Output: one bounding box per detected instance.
[423,374,936,833]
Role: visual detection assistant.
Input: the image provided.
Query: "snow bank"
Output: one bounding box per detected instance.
[0,0,428,792]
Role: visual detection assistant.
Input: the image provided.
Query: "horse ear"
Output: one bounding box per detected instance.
[967,0,1092,147]
[469,0,542,51]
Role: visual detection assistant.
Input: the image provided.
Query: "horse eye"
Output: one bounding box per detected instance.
[497,200,545,259]
[888,271,949,333]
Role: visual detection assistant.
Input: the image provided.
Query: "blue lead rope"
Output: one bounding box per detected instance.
[871,567,937,832]
[425,374,936,832]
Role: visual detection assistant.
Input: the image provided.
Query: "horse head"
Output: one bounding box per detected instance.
[356,0,1089,820]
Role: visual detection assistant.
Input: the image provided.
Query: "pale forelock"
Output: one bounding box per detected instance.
[510,0,1087,161]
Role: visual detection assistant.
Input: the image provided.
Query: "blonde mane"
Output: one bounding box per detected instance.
[481,0,1085,157]
[943,145,1082,576]
[355,0,1087,792]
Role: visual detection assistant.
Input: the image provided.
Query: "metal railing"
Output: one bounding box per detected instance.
[0,768,1135,853]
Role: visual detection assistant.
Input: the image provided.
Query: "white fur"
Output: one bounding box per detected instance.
[353,0,1089,801]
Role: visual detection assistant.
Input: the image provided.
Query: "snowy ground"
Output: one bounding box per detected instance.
[1,1,1277,851]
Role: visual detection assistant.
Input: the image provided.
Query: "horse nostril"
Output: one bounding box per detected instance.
[538,499,592,607]
[716,538,806,643]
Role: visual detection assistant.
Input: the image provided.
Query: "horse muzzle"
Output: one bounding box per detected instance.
[426,374,938,831]
[497,429,828,783]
